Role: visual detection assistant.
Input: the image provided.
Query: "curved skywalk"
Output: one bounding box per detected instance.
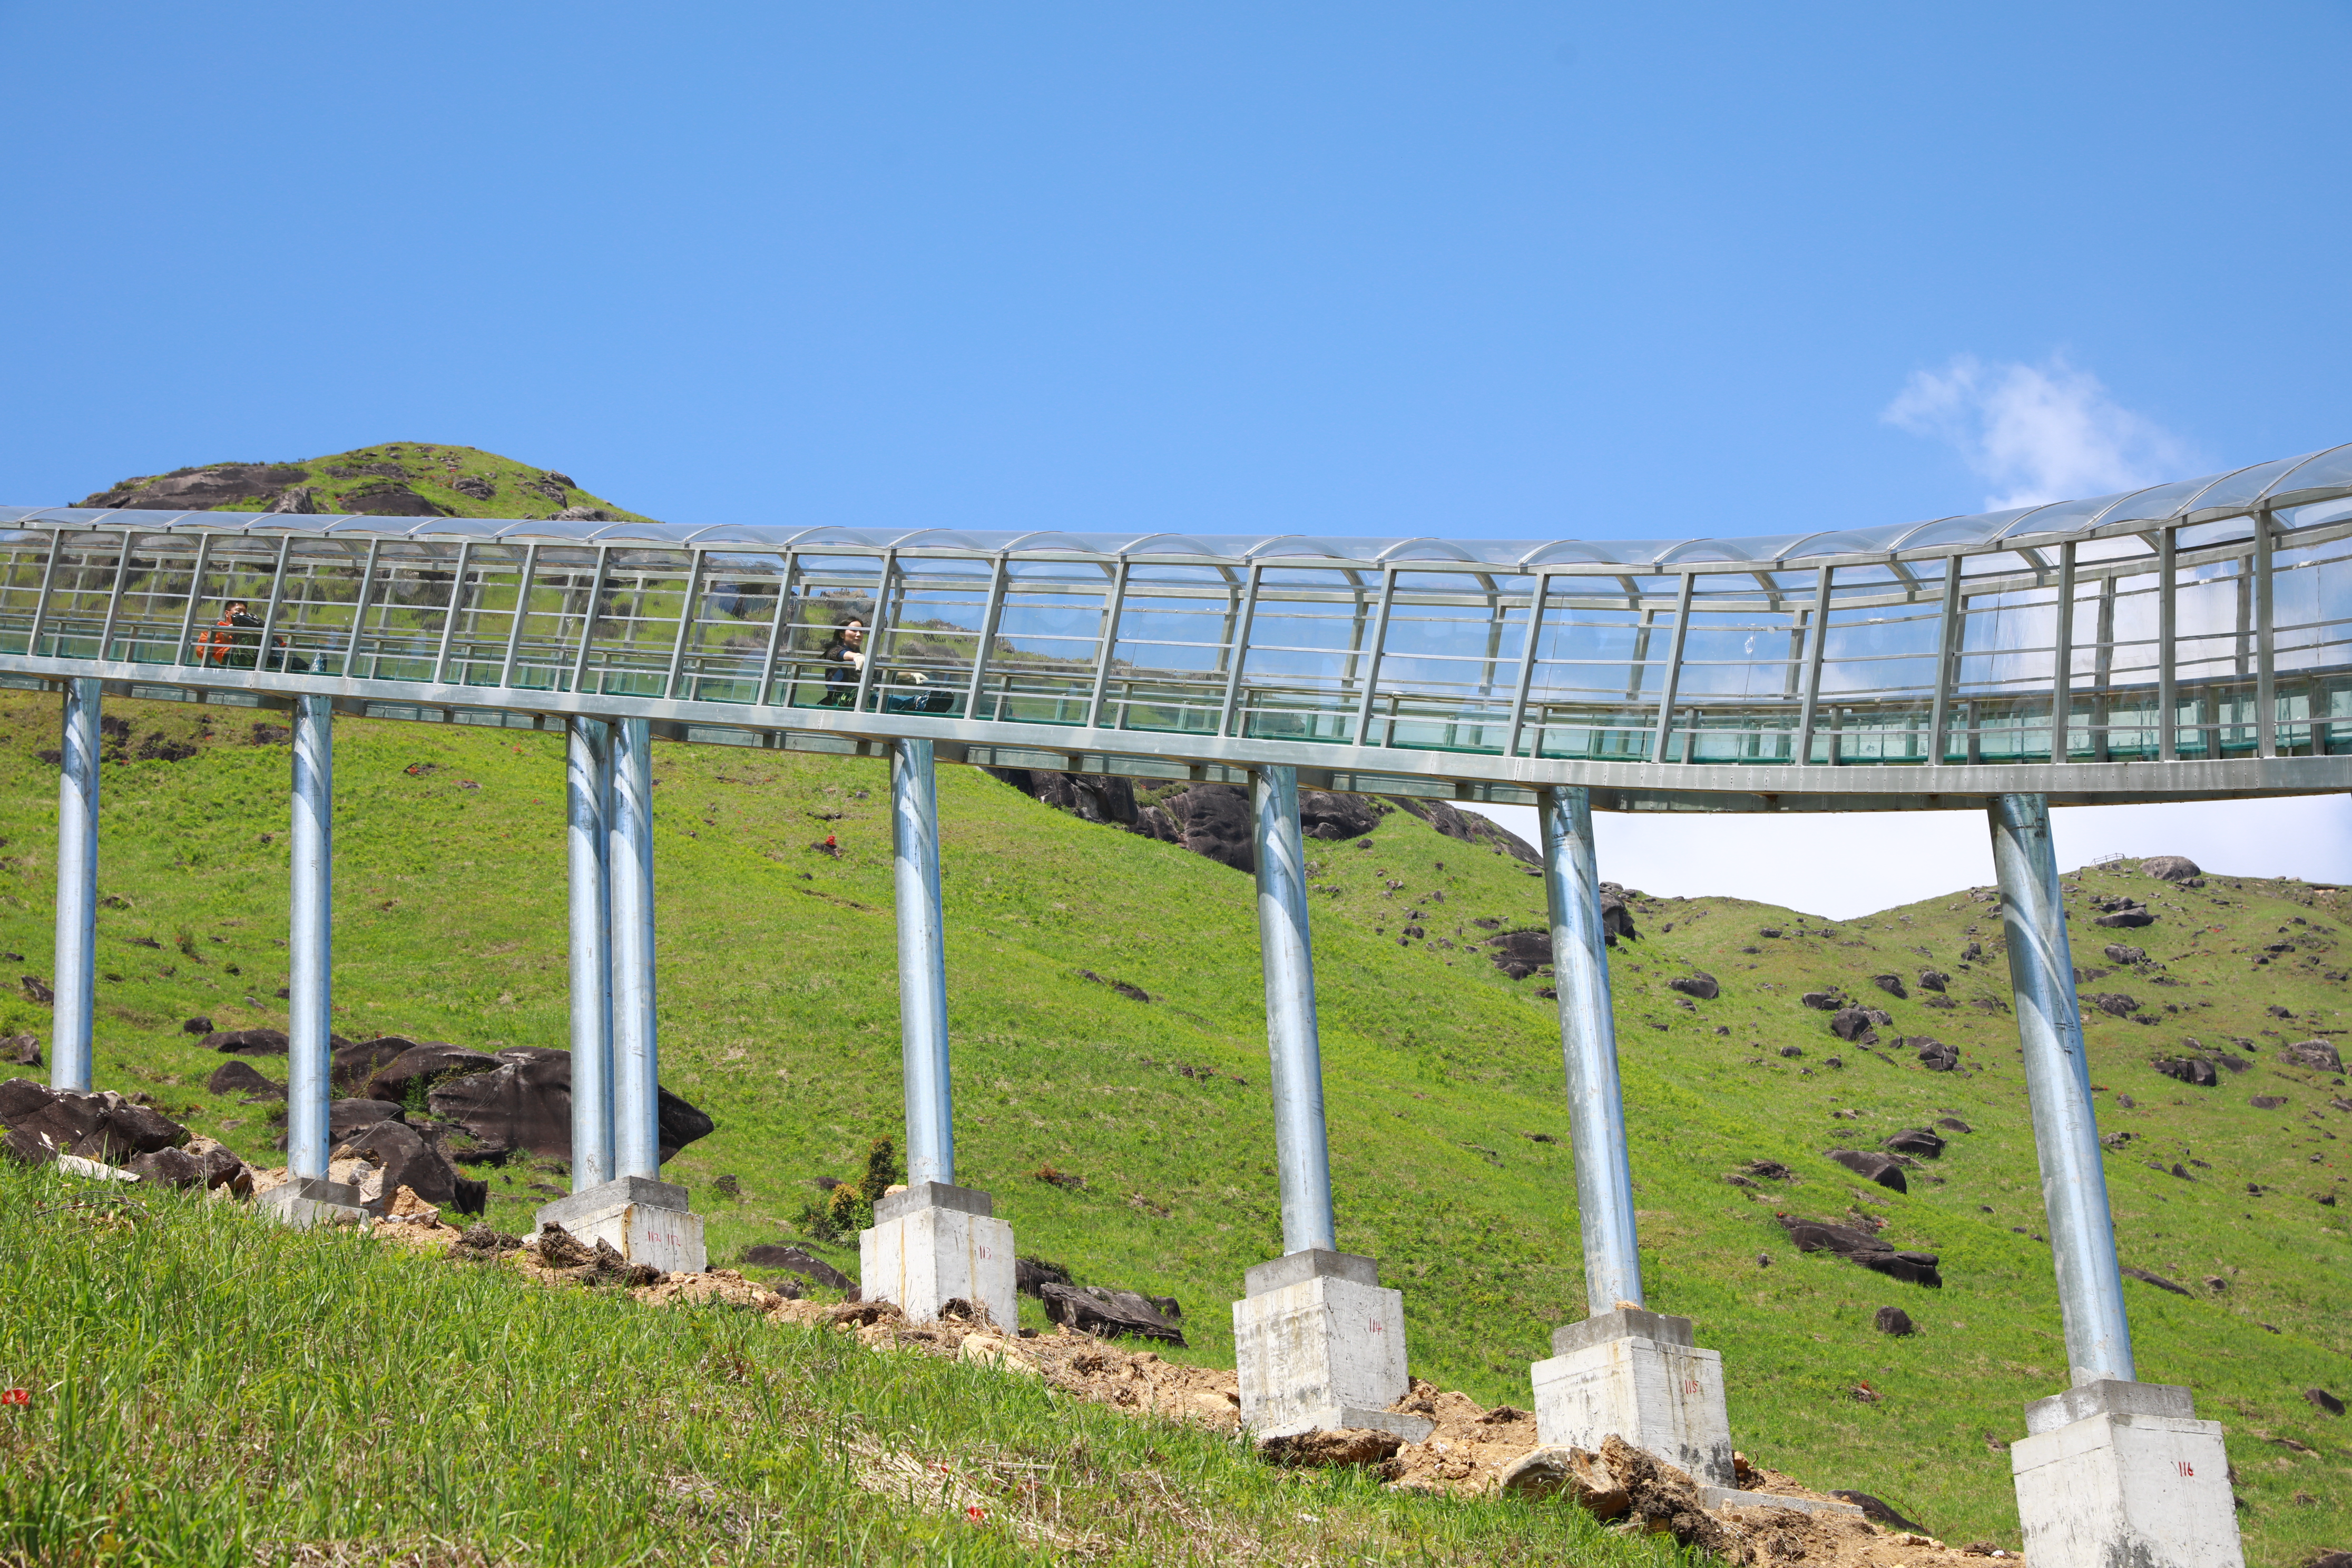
[3,444,2348,812]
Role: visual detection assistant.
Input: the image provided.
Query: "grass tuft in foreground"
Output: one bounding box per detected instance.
[0,1160,1691,1567]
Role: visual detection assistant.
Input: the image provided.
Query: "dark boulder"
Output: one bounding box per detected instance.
[1936,1116,1972,1133]
[345,1118,482,1214]
[2120,1267,2190,1297]
[331,1037,423,1096]
[1667,973,1719,1002]
[1827,1149,1908,1192]
[124,1146,208,1189]
[1389,797,1541,865]
[2249,1095,2288,1110]
[337,482,449,517]
[0,1081,189,1164]
[2284,1039,2344,1072]
[1016,1255,1074,1296]
[1037,1281,1188,1347]
[2091,993,2140,1018]
[193,1143,248,1193]
[2141,855,2202,883]
[181,1016,213,1035]
[1598,885,1639,944]
[1870,974,1908,1000]
[362,1043,500,1105]
[1873,1306,1916,1337]
[1485,928,1553,981]
[1161,784,1253,872]
[207,1060,283,1099]
[1777,1216,1943,1288]
[1913,1040,1961,1073]
[2094,905,2155,928]
[427,1046,711,1163]
[1131,805,1180,843]
[204,1027,289,1055]
[3,1033,38,1067]
[1884,1128,1945,1159]
[327,1099,404,1145]
[2307,1387,2345,1417]
[2154,1057,2218,1087]
[987,768,1140,828]
[77,463,311,512]
[2102,944,2147,966]
[1828,1007,1880,1044]
[2,1123,54,1166]
[1801,992,1843,1011]
[1916,971,1948,993]
[741,1243,855,1290]
[1829,1493,1930,1534]
[1298,791,1384,842]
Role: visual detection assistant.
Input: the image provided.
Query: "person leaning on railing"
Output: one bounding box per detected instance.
[194,600,309,673]
[816,617,951,713]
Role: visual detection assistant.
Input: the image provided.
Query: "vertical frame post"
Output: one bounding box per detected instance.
[25,530,66,657]
[1084,558,1131,730]
[500,544,541,689]
[1253,764,1337,1255]
[1648,574,1696,763]
[287,695,335,1183]
[2157,530,2178,761]
[608,717,660,1179]
[50,679,100,1093]
[1541,786,1642,1312]
[567,717,616,1191]
[662,549,706,699]
[892,739,955,1187]
[173,534,215,667]
[1928,558,1963,765]
[2050,544,2075,763]
[430,541,473,688]
[1348,568,1400,747]
[850,553,895,714]
[1503,573,1550,758]
[254,535,295,669]
[961,555,1011,720]
[342,538,384,679]
[2255,510,2277,757]
[1988,793,2135,1386]
[95,528,136,661]
[757,553,798,708]
[568,547,612,695]
[1795,565,1832,766]
[1219,564,1267,738]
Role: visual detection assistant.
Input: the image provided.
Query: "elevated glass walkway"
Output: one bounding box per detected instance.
[4,444,2347,810]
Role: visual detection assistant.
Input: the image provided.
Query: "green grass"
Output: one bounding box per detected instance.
[0,692,2346,1562]
[79,443,654,522]
[0,1159,1691,1567]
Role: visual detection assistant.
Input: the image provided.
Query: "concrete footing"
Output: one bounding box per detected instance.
[259,1176,371,1230]
[859,1181,1016,1327]
[1231,1249,1433,1442]
[534,1174,708,1273]
[1530,1308,1734,1486]
[2012,1380,2243,1568]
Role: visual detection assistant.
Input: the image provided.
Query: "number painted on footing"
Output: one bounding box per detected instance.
[1683,1378,1702,1395]
[2175,1461,2194,1478]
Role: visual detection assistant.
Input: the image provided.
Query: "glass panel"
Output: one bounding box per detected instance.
[1097,564,1242,737]
[674,553,790,705]
[30,532,129,660]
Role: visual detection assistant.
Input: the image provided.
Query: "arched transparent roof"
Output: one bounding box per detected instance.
[5,443,2346,569]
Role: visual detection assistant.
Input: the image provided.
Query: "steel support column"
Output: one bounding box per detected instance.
[567,717,616,1191]
[1541,786,1642,1312]
[287,696,335,1183]
[1251,764,1337,1253]
[1988,792,2134,1385]
[891,738,955,1187]
[609,717,660,1180]
[51,678,100,1093]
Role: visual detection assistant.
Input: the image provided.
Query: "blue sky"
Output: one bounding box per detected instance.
[3,2,2346,910]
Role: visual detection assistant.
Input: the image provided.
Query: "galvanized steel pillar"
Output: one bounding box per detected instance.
[892,739,955,1187]
[1541,786,1643,1312]
[608,717,660,1180]
[1252,764,1337,1255]
[567,717,616,1191]
[50,679,100,1094]
[1989,792,2135,1386]
[287,696,334,1183]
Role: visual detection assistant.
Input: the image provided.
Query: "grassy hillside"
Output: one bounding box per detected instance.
[69,443,654,523]
[0,692,2345,1562]
[0,1159,1681,1567]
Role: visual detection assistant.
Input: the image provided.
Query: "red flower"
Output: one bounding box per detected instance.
[1,1389,29,1406]
[965,1505,985,1524]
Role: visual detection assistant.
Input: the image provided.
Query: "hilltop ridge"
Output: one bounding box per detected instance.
[67,443,654,524]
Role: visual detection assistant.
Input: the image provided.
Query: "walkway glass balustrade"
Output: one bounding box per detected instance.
[2,448,2348,785]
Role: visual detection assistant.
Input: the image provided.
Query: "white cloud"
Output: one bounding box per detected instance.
[1882,354,2193,510]
[1477,797,2351,922]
